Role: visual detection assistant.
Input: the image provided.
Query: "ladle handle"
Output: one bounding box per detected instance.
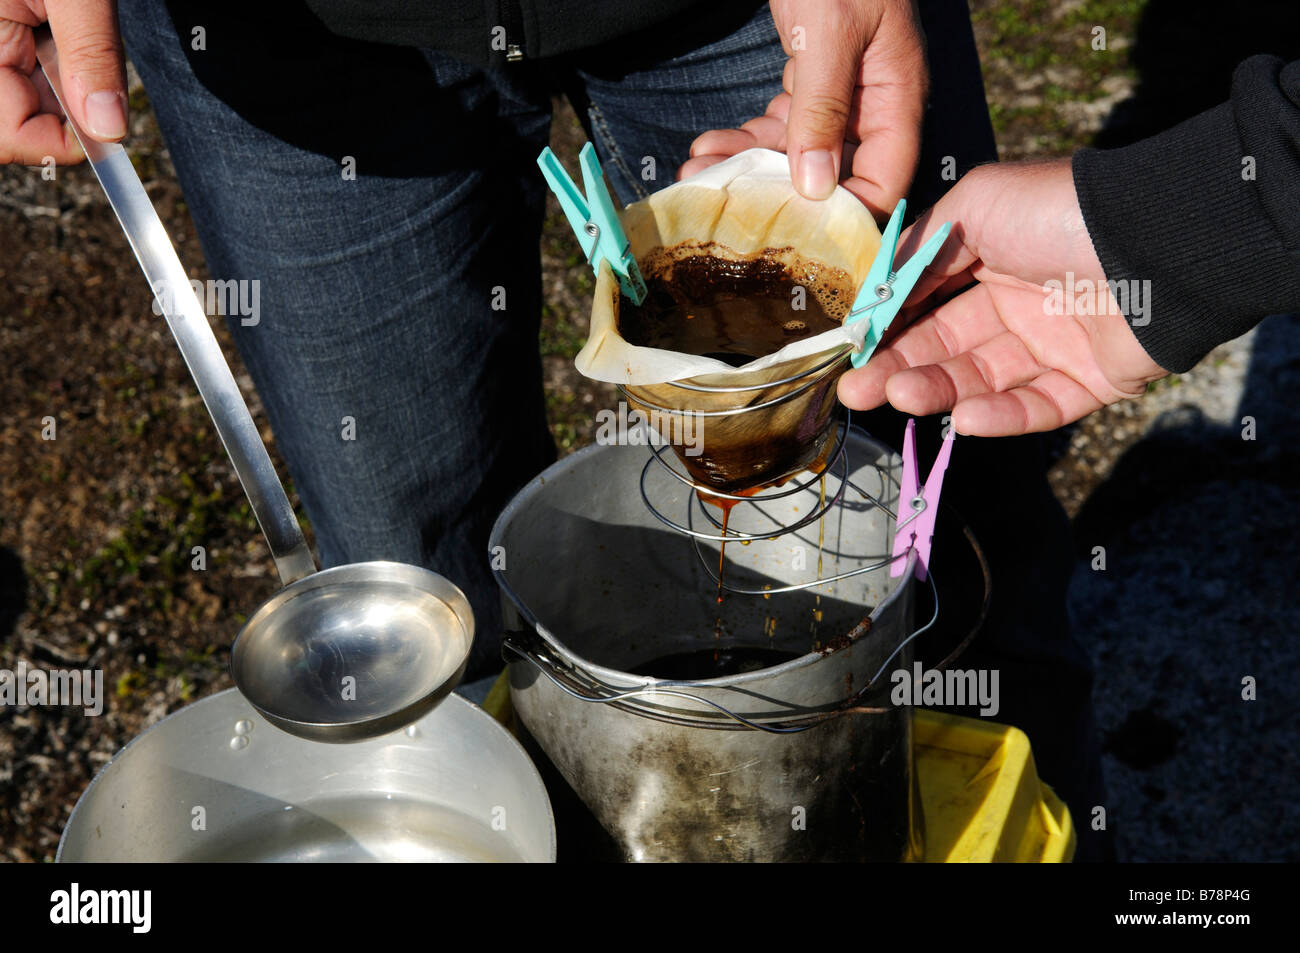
[36,31,317,587]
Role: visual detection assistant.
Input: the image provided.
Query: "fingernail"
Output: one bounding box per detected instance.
[798,150,836,200]
[83,91,127,140]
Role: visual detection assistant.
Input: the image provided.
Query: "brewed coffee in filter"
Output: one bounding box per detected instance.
[575,149,882,493]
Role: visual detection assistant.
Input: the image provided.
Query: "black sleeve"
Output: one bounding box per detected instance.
[1072,55,1300,374]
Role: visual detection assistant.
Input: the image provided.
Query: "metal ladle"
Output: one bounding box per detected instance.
[36,33,472,743]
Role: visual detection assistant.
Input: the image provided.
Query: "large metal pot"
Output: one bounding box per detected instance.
[491,427,922,862]
[58,689,555,862]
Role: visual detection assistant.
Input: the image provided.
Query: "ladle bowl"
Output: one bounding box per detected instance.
[231,562,473,743]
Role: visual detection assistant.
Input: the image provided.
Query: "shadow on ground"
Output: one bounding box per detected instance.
[1069,314,1300,860]
[0,548,25,641]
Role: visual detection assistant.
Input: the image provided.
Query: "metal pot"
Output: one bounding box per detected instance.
[58,689,555,862]
[491,428,923,861]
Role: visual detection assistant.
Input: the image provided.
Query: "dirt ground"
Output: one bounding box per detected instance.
[3,0,1297,862]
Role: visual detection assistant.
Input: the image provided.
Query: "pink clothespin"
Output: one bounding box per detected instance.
[891,419,954,581]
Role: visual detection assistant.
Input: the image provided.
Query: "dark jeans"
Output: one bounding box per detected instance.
[120,0,1109,860]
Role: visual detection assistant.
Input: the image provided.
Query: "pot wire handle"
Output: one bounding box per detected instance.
[501,632,838,733]
[501,503,992,728]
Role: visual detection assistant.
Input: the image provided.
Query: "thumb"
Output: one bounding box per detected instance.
[46,0,127,142]
[785,17,860,200]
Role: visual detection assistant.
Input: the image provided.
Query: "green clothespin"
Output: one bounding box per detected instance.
[537,142,647,306]
[845,199,951,368]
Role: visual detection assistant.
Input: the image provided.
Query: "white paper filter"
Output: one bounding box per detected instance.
[575,148,882,386]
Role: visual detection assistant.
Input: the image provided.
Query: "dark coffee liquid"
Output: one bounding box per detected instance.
[628,646,799,680]
[618,247,852,494]
[617,254,841,363]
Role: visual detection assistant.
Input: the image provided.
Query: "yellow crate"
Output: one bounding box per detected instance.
[480,673,1074,862]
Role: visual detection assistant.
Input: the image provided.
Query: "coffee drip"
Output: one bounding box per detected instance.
[616,250,846,669]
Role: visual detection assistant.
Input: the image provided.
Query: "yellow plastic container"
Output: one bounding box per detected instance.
[913,709,1074,862]
[480,673,1074,862]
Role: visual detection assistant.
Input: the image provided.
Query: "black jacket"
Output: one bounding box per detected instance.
[1074,55,1300,373]
[304,0,748,66]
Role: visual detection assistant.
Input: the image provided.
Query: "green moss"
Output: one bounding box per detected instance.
[115,671,146,698]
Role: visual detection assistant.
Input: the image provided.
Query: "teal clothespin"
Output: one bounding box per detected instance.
[537,142,647,306]
[845,199,951,368]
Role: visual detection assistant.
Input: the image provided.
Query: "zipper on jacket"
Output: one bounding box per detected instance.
[500,0,525,61]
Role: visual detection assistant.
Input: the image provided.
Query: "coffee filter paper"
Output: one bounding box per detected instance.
[575,148,882,386]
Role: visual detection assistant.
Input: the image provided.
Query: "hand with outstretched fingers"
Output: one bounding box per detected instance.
[837,159,1169,436]
[678,0,928,219]
[0,0,126,166]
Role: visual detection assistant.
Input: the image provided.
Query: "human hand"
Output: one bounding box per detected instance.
[1,0,126,165]
[678,0,927,217]
[837,158,1169,436]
